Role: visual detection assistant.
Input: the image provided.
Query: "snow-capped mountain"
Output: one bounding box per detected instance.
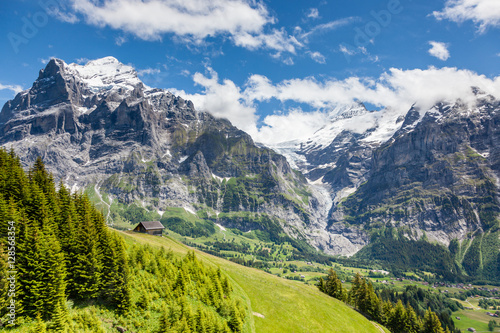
[0,57,341,256]
[1,57,499,280]
[268,88,500,280]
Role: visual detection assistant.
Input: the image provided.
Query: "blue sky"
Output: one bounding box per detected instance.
[1,0,500,143]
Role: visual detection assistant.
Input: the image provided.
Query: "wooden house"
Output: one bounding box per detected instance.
[133,221,165,236]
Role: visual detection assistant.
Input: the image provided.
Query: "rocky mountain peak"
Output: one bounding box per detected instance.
[65,56,142,94]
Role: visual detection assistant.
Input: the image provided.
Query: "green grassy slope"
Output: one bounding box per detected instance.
[120,231,386,333]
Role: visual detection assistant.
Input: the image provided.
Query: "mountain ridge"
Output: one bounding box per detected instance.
[1,57,499,280]
[0,57,341,255]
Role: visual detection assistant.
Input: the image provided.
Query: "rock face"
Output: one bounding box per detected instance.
[1,57,499,278]
[271,92,500,280]
[0,57,320,250]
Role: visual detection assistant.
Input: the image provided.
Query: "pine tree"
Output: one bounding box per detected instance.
[50,299,67,332]
[30,313,47,333]
[70,195,102,299]
[195,308,208,333]
[228,302,244,333]
[403,305,421,333]
[349,272,363,307]
[322,268,345,301]
[0,241,8,319]
[177,317,192,333]
[422,308,445,333]
[0,195,10,318]
[364,282,381,321]
[19,227,46,317]
[40,226,67,325]
[158,309,171,333]
[388,300,406,333]
[56,183,77,253]
[380,300,393,326]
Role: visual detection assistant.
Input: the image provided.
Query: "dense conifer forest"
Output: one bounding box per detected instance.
[0,149,247,332]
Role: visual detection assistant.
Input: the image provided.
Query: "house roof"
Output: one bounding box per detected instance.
[136,221,165,230]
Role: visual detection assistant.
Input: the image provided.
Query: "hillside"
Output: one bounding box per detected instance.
[119,230,386,333]
[0,149,384,332]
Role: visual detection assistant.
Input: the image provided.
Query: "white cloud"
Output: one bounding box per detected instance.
[68,0,269,40]
[115,36,127,46]
[299,17,360,41]
[428,41,450,61]
[307,8,319,19]
[0,83,23,95]
[39,56,57,65]
[168,68,258,134]
[433,0,500,33]
[257,109,329,143]
[308,51,326,64]
[232,28,301,54]
[62,0,299,55]
[137,68,161,76]
[172,66,500,145]
[339,44,379,63]
[283,57,294,66]
[75,57,90,64]
[339,45,356,56]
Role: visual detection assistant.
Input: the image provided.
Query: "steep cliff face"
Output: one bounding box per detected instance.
[333,96,500,279]
[0,57,321,250]
[271,104,405,254]
[271,92,500,279]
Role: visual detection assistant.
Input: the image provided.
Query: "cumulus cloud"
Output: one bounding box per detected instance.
[428,41,450,61]
[172,66,500,144]
[433,0,500,33]
[232,28,301,54]
[0,83,23,95]
[168,68,258,134]
[257,109,329,143]
[62,0,300,56]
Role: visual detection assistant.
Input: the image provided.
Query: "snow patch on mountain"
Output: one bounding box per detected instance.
[66,56,142,93]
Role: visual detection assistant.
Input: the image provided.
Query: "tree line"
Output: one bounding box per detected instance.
[0,150,248,332]
[318,269,459,333]
[0,150,130,330]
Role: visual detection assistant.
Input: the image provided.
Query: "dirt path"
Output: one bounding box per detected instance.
[372,322,386,333]
[465,298,481,310]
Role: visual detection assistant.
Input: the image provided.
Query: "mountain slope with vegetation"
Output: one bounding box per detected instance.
[0,150,249,332]
[121,231,386,333]
[0,150,385,332]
